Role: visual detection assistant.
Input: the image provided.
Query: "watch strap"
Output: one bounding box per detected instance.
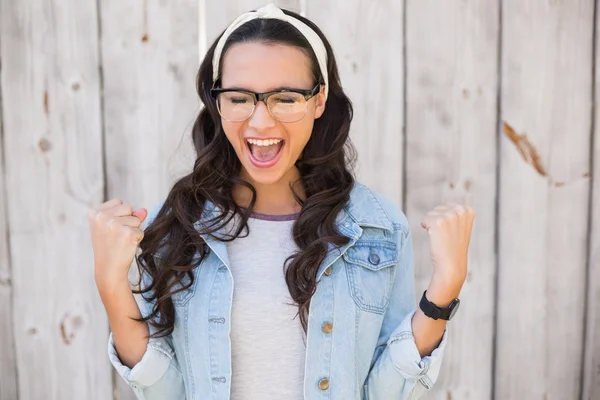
[419,290,453,320]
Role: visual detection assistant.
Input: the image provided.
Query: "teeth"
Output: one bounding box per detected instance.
[247,138,282,146]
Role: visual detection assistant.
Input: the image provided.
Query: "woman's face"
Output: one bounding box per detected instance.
[218,42,326,185]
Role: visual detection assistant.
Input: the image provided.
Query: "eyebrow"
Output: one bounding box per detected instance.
[220,85,306,92]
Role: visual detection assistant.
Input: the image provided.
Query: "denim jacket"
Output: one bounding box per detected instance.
[108,182,448,399]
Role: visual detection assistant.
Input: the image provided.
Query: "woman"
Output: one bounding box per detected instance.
[88,3,474,399]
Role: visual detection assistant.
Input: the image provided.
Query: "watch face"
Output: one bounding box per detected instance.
[448,299,461,320]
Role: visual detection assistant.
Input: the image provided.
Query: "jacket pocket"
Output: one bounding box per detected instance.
[343,242,397,314]
[170,250,207,307]
[170,272,198,307]
[362,383,370,400]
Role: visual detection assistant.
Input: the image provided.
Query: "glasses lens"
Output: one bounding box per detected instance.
[216,92,255,122]
[268,92,307,123]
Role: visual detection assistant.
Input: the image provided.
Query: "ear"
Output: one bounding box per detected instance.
[314,84,327,119]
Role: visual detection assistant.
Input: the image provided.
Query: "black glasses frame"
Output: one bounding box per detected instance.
[210,82,322,103]
[209,82,322,123]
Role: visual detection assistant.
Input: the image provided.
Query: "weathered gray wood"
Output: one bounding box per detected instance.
[0,26,19,399]
[583,1,600,398]
[0,0,112,399]
[205,0,303,46]
[98,0,200,398]
[1,1,598,398]
[305,0,404,206]
[497,1,595,399]
[404,1,499,399]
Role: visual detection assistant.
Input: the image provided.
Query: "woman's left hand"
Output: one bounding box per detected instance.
[420,202,475,296]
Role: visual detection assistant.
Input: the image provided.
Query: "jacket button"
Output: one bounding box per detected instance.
[321,321,333,333]
[318,378,330,390]
[324,266,332,276]
[368,252,380,265]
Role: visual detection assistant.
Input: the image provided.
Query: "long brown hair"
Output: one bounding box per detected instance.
[135,8,356,338]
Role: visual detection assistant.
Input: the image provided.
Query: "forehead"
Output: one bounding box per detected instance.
[220,42,313,91]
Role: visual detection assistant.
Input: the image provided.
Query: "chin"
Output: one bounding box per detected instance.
[245,167,287,186]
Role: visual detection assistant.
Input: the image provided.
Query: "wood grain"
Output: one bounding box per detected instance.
[0,1,598,398]
[98,0,200,398]
[497,1,595,399]
[0,0,112,398]
[405,1,499,399]
[305,0,404,206]
[0,16,18,396]
[583,1,600,398]
[205,0,303,46]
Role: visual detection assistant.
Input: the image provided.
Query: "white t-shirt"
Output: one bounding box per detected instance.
[225,211,306,399]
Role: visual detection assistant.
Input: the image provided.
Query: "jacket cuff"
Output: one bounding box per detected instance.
[386,310,448,390]
[108,332,174,388]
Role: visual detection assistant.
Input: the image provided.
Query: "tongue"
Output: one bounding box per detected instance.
[251,143,281,162]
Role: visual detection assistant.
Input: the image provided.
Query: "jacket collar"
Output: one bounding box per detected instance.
[342,183,394,233]
[194,182,394,271]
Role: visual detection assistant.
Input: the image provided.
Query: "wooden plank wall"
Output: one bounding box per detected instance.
[0,0,112,399]
[497,1,595,399]
[405,1,499,399]
[0,13,18,397]
[0,0,598,399]
[305,0,405,205]
[584,2,600,399]
[98,0,200,398]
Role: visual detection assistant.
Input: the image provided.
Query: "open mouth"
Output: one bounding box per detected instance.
[245,138,285,167]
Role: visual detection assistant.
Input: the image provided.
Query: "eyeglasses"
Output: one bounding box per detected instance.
[210,82,322,123]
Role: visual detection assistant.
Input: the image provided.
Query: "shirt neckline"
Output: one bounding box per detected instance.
[248,211,300,221]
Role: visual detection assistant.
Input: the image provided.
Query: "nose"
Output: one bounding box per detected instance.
[247,100,276,129]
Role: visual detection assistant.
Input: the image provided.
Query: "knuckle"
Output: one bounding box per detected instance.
[129,230,143,244]
[122,203,133,214]
[446,211,458,220]
[93,210,107,224]
[107,218,118,231]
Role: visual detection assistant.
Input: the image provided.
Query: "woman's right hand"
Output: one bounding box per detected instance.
[88,199,148,293]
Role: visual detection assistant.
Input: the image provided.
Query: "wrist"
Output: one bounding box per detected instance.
[426,278,462,308]
[96,275,132,301]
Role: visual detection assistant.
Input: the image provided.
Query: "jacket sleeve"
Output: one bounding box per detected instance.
[107,298,186,399]
[363,218,449,399]
[107,201,186,399]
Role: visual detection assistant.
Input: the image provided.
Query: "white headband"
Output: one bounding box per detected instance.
[211,2,329,100]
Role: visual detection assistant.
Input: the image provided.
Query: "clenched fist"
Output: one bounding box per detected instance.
[88,199,148,292]
[420,202,475,293]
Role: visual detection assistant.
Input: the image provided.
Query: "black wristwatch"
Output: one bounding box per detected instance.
[419,290,460,321]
